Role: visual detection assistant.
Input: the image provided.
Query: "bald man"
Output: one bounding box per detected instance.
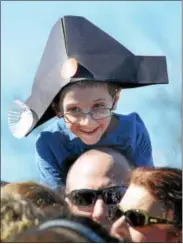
[65,147,132,229]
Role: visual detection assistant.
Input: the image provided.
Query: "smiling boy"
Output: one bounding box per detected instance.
[8,16,169,190]
[36,79,152,189]
[52,81,120,145]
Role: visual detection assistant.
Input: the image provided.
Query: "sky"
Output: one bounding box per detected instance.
[1,1,182,182]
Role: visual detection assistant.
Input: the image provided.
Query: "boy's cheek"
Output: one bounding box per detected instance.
[65,122,76,132]
[65,117,111,138]
[101,117,111,129]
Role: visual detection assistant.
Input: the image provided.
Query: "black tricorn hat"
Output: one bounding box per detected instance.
[8,15,169,138]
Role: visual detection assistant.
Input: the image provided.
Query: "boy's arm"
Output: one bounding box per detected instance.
[35,132,69,190]
[134,114,154,167]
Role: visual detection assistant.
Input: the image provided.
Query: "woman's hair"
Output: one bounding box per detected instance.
[0,180,9,187]
[12,214,119,243]
[2,181,65,209]
[1,191,45,242]
[129,167,182,229]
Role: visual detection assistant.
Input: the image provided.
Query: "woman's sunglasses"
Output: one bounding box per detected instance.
[109,207,175,227]
[66,186,127,206]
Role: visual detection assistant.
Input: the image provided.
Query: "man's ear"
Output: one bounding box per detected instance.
[51,102,62,118]
[113,89,122,110]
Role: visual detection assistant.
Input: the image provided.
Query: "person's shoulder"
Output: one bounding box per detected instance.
[114,112,148,137]
[117,112,145,125]
[35,119,69,143]
[41,118,67,133]
[35,118,78,149]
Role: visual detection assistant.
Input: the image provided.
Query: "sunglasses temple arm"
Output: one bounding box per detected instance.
[149,217,174,225]
[161,219,175,225]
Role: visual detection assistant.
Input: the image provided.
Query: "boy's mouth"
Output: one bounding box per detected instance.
[80,127,99,135]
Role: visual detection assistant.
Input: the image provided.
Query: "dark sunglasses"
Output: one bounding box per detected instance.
[110,207,175,227]
[66,186,127,206]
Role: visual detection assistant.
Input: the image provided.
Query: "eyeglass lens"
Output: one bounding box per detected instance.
[126,210,146,227]
[70,187,126,206]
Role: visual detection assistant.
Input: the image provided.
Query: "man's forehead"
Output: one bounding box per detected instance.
[69,152,113,175]
[72,149,130,171]
[68,175,118,192]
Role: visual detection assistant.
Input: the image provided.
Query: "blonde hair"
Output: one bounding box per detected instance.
[1,191,45,242]
[2,181,64,209]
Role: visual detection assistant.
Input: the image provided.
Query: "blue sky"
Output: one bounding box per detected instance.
[1,1,182,182]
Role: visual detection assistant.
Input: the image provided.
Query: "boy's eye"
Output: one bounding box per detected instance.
[93,103,105,109]
[67,107,81,113]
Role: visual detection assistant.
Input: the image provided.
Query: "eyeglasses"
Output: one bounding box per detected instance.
[63,100,116,124]
[64,108,113,123]
[110,207,175,227]
[66,186,127,207]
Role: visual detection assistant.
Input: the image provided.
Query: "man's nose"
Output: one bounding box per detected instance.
[92,198,108,223]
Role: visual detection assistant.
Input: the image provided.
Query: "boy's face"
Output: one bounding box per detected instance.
[60,84,116,145]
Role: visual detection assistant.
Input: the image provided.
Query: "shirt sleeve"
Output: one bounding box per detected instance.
[133,113,154,167]
[35,132,69,190]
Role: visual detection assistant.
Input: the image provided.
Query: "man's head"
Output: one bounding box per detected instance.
[52,81,121,145]
[65,147,132,229]
[111,167,182,243]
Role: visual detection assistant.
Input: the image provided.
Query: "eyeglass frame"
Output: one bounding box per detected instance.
[63,99,116,124]
[110,206,175,227]
[65,185,127,207]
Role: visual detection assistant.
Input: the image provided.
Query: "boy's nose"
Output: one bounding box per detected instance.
[79,113,97,125]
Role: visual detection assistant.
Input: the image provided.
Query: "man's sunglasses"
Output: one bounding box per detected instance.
[66,186,127,206]
[110,207,174,227]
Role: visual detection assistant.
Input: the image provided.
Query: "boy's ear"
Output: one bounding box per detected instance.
[113,89,122,110]
[51,102,62,118]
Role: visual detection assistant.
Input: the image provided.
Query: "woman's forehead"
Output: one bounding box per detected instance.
[120,184,164,214]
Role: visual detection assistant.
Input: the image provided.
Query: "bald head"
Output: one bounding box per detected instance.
[66,148,131,192]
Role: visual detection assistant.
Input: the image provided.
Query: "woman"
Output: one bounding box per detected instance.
[1,191,45,242]
[2,181,65,209]
[110,167,182,242]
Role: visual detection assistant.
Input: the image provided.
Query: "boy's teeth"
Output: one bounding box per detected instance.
[82,128,98,133]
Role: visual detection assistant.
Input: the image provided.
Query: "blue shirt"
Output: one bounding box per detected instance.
[35,113,154,189]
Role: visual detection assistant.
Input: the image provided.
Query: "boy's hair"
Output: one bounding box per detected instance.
[1,191,45,242]
[129,167,182,230]
[53,80,121,108]
[2,181,65,209]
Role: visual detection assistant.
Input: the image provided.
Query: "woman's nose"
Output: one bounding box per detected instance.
[110,216,129,241]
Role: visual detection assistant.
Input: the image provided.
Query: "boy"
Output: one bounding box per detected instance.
[8,16,168,190]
